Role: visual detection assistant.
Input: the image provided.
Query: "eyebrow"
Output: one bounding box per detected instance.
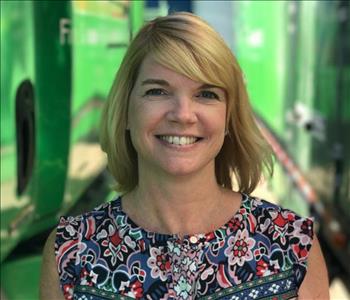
[141,79,222,90]
[200,83,222,90]
[141,79,170,86]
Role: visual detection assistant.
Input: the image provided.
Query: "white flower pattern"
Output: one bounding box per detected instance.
[56,194,313,300]
[225,229,256,266]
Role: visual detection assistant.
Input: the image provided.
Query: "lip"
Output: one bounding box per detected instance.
[154,134,203,138]
[154,134,204,149]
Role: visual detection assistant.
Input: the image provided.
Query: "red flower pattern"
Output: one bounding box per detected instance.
[56,195,313,299]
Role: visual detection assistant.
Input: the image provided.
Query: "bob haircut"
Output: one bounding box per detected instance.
[100,12,273,194]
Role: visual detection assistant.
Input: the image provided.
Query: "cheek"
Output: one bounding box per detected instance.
[127,103,162,145]
[127,97,146,131]
[205,109,227,152]
[129,106,152,130]
[127,109,144,148]
[127,100,142,150]
[206,108,227,133]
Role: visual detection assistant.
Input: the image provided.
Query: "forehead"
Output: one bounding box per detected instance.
[137,56,181,80]
[135,55,205,88]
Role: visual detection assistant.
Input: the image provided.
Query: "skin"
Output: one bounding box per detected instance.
[39,56,330,299]
[124,56,240,236]
[40,229,64,300]
[127,56,228,181]
[298,236,330,299]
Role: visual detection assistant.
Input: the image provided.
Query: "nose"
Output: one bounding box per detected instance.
[167,95,198,124]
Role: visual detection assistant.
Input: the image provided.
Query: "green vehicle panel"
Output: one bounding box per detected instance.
[1,1,144,298]
[232,0,350,278]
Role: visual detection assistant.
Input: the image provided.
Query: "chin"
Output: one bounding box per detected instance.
[161,161,212,178]
[164,167,195,177]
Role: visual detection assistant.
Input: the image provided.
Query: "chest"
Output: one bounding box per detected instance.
[70,235,300,300]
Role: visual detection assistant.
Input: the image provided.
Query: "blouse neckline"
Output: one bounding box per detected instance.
[111,192,249,246]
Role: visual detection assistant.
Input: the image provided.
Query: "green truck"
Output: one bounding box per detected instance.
[1,1,143,298]
[232,0,350,283]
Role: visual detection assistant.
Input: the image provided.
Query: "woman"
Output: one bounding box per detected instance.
[40,12,329,300]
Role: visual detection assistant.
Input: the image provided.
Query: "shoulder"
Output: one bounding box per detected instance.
[40,228,65,299]
[243,193,299,215]
[243,196,328,290]
[246,194,314,241]
[53,198,122,297]
[242,194,314,268]
[56,197,122,238]
[42,228,57,269]
[244,194,314,237]
[298,235,329,299]
[63,196,121,222]
[55,197,123,257]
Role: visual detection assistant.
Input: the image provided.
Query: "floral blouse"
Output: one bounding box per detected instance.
[55,193,314,300]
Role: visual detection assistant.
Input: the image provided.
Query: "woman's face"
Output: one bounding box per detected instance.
[127,55,227,179]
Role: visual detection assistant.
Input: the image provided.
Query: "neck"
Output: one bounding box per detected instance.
[123,164,240,237]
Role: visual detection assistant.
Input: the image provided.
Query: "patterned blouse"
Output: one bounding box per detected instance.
[55,193,314,300]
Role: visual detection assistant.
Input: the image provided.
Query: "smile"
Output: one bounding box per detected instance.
[156,135,202,146]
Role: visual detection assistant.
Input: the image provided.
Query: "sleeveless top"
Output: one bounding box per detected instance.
[55,193,314,300]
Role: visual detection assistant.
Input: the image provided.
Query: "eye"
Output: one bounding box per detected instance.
[144,88,167,96]
[198,90,219,100]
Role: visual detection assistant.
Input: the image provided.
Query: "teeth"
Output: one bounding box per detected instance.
[159,135,198,145]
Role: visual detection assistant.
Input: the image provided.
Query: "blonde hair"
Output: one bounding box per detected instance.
[100,12,273,194]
